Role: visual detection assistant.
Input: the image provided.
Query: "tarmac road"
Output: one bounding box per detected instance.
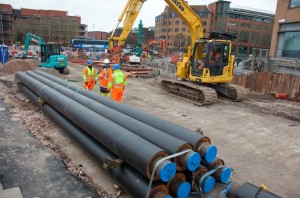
[0,94,99,198]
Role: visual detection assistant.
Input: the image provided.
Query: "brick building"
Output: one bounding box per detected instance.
[270,0,300,58]
[0,3,87,46]
[87,31,108,40]
[208,1,274,57]
[155,5,212,51]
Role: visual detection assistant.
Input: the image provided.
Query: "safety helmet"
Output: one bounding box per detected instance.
[103,59,110,64]
[87,59,93,65]
[113,64,120,70]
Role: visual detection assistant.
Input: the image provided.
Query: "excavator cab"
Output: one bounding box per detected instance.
[191,40,231,79]
[188,33,235,84]
[40,43,69,74]
[40,44,61,62]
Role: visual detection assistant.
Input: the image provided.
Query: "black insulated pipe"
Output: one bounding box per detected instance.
[15,72,176,182]
[19,85,172,198]
[228,182,283,198]
[34,70,218,162]
[26,71,201,172]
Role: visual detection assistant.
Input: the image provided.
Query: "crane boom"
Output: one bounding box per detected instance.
[108,0,204,62]
[108,0,146,49]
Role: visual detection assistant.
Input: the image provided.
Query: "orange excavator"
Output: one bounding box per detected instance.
[145,39,167,57]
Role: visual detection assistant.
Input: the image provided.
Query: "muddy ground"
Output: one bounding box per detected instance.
[0,61,299,197]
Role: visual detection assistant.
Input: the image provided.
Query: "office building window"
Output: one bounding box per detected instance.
[282,31,300,58]
[239,30,249,42]
[290,0,300,8]
[252,17,263,22]
[241,23,251,28]
[229,14,238,18]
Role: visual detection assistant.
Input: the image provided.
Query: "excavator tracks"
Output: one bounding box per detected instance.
[161,79,218,106]
[207,83,248,102]
[160,79,248,106]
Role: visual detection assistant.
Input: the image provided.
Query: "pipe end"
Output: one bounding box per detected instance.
[177,181,191,198]
[159,161,177,182]
[201,176,215,193]
[186,152,201,171]
[219,167,232,183]
[204,145,218,163]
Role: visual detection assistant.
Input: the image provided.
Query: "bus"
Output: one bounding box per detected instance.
[71,39,109,54]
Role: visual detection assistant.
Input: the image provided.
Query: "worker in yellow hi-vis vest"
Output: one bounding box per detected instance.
[107,64,127,102]
[82,59,97,90]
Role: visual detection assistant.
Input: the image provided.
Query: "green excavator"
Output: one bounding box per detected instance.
[21,32,70,74]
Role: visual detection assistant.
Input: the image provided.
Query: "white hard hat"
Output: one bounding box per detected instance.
[103,59,110,64]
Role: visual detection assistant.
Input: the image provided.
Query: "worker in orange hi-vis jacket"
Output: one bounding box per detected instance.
[82,59,97,90]
[107,64,127,103]
[98,58,113,96]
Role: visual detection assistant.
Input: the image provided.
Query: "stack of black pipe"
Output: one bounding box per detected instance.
[15,70,281,198]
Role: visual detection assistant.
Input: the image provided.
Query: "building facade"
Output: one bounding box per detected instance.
[209,1,274,57]
[155,5,212,51]
[0,3,87,46]
[87,31,108,40]
[270,0,300,58]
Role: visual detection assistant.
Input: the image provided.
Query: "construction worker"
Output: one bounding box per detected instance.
[107,64,127,103]
[82,59,97,90]
[98,58,112,96]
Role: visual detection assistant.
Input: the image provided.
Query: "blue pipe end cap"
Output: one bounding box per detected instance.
[220,167,232,183]
[177,181,191,198]
[205,145,218,163]
[159,161,177,182]
[201,176,215,193]
[186,152,201,171]
[164,196,173,198]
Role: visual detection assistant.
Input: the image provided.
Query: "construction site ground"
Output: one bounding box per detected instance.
[0,60,299,197]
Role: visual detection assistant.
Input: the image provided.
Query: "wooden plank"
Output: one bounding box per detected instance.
[258,72,268,93]
[291,77,300,98]
[252,72,259,92]
[270,73,280,93]
[265,72,274,94]
[246,74,253,90]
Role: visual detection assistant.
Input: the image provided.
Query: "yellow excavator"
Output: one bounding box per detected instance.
[109,0,248,105]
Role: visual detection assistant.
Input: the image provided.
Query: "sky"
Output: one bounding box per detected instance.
[2,0,277,32]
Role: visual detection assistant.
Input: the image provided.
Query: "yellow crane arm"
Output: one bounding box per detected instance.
[108,0,146,49]
[164,0,204,45]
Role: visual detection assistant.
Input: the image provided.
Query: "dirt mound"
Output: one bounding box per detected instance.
[0,59,39,75]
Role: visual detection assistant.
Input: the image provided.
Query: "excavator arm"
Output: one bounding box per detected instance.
[108,0,146,51]
[108,0,203,63]
[22,32,44,58]
[147,39,167,56]
[163,0,205,79]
